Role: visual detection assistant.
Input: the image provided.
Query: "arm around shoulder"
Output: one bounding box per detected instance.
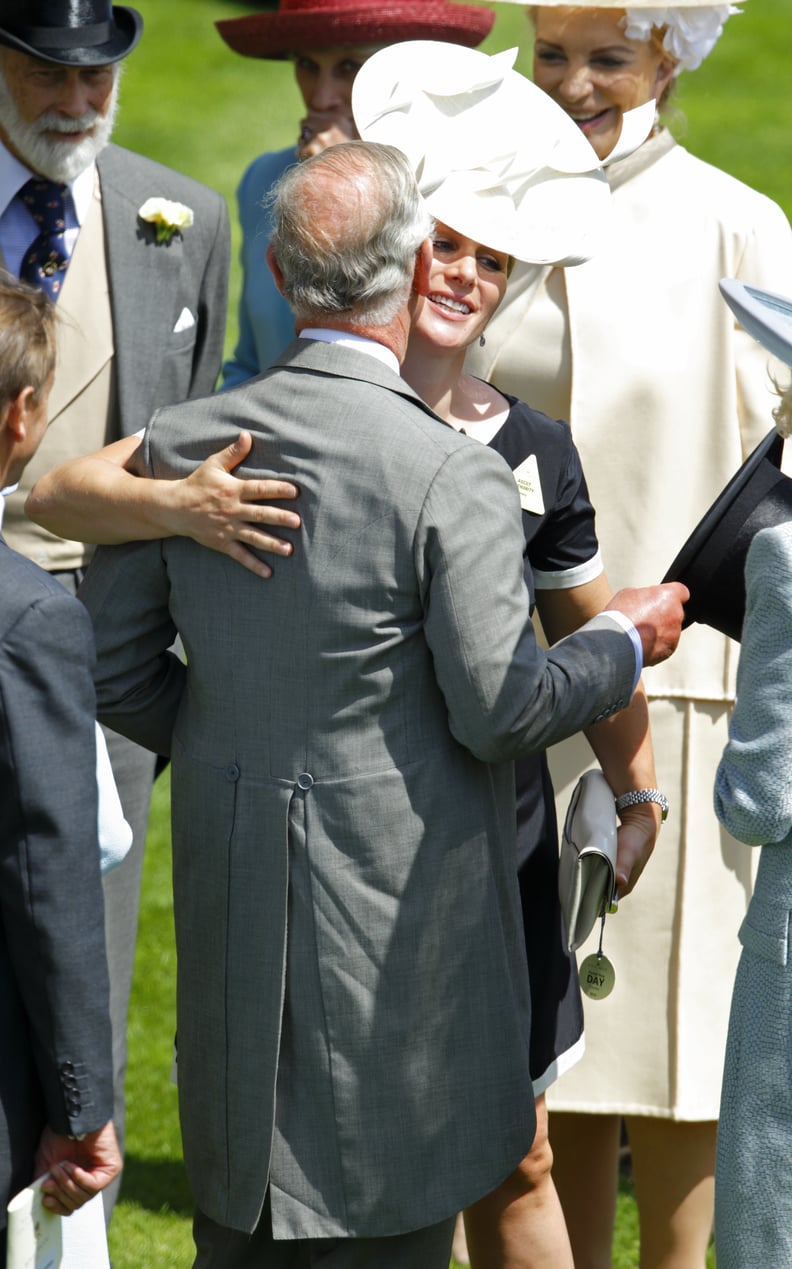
[78,539,185,756]
[189,186,231,397]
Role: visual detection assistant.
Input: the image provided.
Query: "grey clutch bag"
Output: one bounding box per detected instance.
[559,770,618,952]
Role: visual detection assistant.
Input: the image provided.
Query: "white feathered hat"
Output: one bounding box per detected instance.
[352,40,654,264]
[523,1,731,7]
[518,2,741,73]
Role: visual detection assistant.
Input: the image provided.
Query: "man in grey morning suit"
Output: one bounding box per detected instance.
[78,142,688,1267]
[0,0,230,1207]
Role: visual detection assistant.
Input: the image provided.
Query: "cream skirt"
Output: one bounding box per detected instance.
[546,696,755,1121]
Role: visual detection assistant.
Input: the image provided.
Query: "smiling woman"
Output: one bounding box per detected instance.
[531,7,676,159]
[417,225,510,361]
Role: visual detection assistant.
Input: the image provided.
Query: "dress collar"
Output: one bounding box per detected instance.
[606,128,677,193]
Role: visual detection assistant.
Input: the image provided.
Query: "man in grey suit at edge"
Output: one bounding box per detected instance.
[0,273,121,1262]
[0,0,232,1209]
[78,141,688,1267]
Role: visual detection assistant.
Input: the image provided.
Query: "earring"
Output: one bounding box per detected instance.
[479,332,486,348]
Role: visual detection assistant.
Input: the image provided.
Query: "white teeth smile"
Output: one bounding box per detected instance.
[430,293,472,315]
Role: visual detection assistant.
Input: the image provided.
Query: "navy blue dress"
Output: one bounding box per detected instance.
[488,394,600,1091]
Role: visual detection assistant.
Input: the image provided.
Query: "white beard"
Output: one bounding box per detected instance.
[0,70,120,182]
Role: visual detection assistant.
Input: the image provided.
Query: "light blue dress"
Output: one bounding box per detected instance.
[714,519,792,1269]
[220,147,298,388]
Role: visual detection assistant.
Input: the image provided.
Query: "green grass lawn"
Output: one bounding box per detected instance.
[106,2,788,1262]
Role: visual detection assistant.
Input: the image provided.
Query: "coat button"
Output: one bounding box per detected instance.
[296,772,314,790]
[225,764,240,782]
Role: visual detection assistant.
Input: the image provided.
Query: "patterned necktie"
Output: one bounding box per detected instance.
[19,178,71,302]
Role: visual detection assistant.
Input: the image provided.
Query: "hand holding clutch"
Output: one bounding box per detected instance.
[559,770,618,953]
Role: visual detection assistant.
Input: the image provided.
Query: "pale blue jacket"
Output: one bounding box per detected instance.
[715,520,792,1269]
[221,147,298,388]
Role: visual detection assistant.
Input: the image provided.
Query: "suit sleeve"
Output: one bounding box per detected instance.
[714,525,792,846]
[77,540,185,756]
[0,588,113,1136]
[416,442,636,763]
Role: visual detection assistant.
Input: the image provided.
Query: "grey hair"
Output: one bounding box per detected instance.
[268,141,433,328]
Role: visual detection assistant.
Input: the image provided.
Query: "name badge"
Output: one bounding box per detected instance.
[513,454,544,515]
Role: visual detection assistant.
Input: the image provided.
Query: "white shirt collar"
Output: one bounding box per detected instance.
[0,140,95,226]
[300,327,401,377]
[0,484,16,530]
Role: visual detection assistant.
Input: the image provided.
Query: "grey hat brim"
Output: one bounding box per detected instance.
[720,278,792,369]
[664,428,792,641]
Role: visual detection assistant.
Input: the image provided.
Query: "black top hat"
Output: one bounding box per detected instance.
[664,429,792,642]
[664,278,792,641]
[0,1,143,67]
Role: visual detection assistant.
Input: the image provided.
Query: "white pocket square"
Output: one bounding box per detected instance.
[173,306,195,333]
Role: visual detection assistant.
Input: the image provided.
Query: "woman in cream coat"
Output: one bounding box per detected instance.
[468,3,792,1266]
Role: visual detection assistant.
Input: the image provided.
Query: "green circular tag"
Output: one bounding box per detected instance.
[579,953,616,1000]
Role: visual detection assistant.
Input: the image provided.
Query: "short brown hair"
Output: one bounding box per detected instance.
[0,270,57,406]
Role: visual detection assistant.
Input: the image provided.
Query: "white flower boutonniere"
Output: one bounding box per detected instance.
[138,197,194,244]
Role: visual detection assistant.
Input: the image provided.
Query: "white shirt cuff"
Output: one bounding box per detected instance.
[602,608,643,696]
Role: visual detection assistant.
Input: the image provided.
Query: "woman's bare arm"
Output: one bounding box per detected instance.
[537,573,663,898]
[26,431,301,579]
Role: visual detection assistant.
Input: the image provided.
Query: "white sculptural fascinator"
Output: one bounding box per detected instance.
[352,40,655,266]
[622,5,741,72]
[517,0,741,75]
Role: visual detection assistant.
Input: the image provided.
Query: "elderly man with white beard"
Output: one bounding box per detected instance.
[0,0,232,1215]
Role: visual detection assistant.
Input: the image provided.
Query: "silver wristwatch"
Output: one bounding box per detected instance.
[614,788,669,822]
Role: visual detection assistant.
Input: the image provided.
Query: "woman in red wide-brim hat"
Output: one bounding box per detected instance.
[214,0,494,390]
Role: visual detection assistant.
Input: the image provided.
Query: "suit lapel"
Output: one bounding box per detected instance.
[97,146,187,434]
[49,172,113,421]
